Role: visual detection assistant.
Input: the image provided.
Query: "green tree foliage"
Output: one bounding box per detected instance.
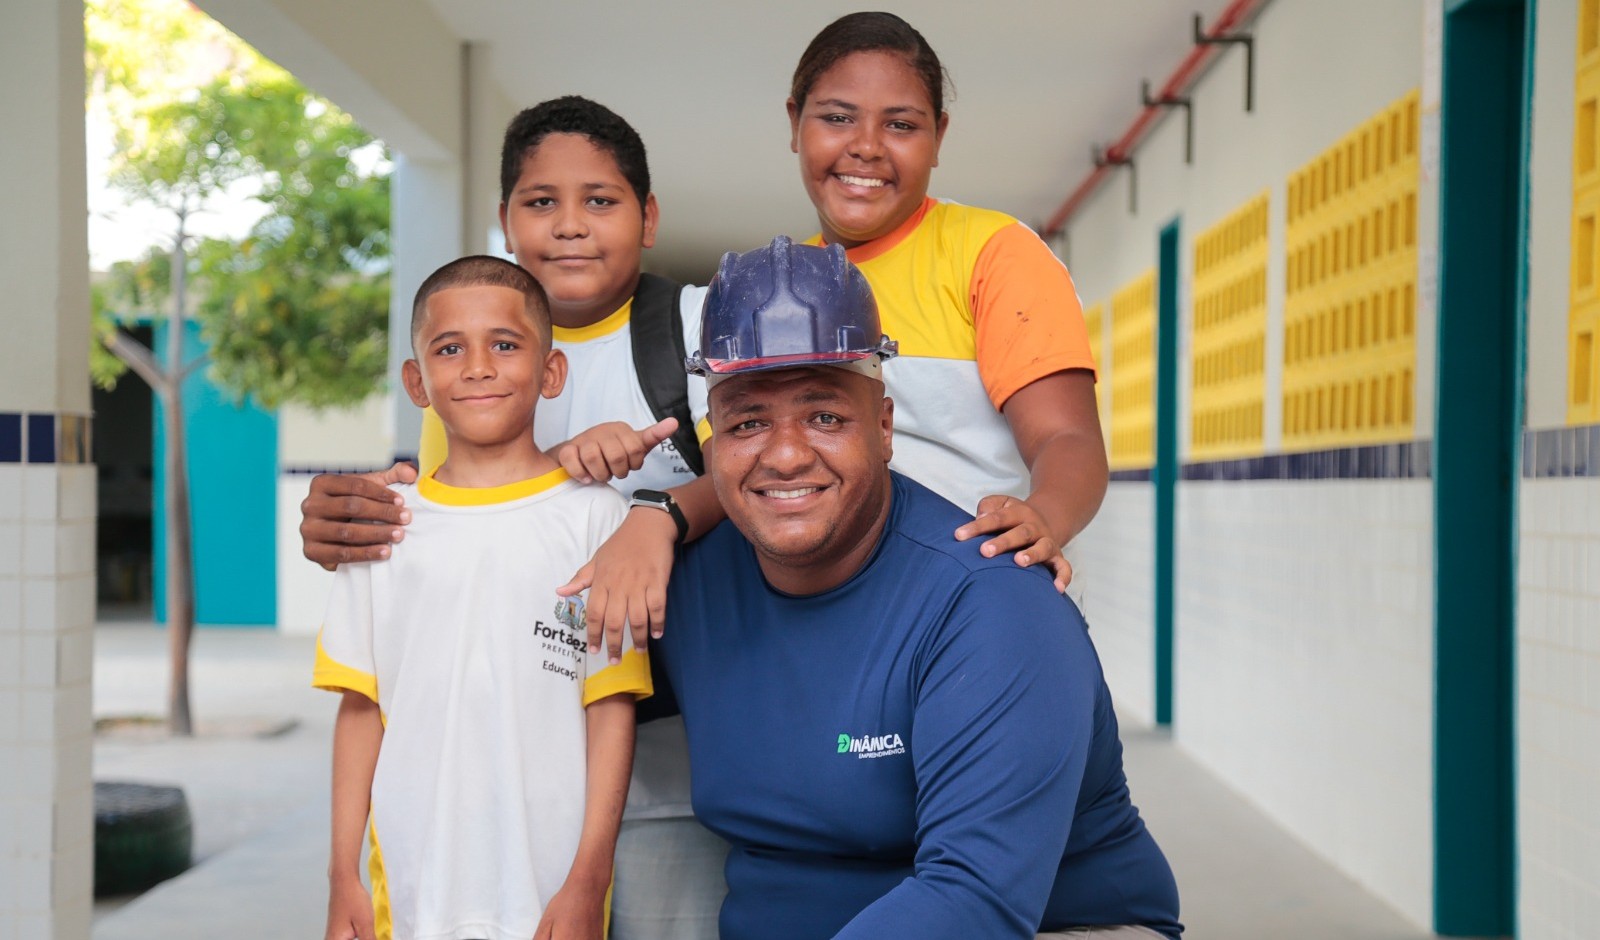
[194,78,391,409]
[89,0,390,410]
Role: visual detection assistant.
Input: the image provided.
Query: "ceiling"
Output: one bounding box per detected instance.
[423,0,1226,277]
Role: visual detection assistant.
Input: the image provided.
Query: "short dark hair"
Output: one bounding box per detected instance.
[498,95,651,207]
[791,12,952,118]
[410,255,550,350]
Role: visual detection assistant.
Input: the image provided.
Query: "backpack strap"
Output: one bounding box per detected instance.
[630,273,705,476]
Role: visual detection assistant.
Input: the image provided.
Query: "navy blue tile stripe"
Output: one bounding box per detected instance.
[0,412,92,464]
[1107,424,1600,483]
[1522,424,1600,479]
[1110,440,1434,482]
[282,462,416,477]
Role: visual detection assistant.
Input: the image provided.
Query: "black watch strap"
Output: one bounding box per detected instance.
[629,489,689,543]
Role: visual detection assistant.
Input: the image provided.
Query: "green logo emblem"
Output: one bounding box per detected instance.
[837,733,850,753]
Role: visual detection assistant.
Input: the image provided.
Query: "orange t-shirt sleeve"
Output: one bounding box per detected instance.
[969,222,1099,409]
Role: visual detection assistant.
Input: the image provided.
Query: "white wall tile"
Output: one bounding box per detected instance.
[54,627,91,687]
[19,466,55,523]
[56,575,93,633]
[20,580,54,632]
[54,521,93,579]
[1519,476,1600,940]
[55,465,94,522]
[1071,484,1156,723]
[0,523,20,578]
[20,524,54,578]
[0,580,18,633]
[0,688,19,743]
[0,467,21,522]
[19,635,54,689]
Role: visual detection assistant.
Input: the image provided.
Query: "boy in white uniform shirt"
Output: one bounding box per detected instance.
[316,256,650,940]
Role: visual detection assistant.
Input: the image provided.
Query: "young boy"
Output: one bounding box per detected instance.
[315,256,650,940]
[303,97,730,940]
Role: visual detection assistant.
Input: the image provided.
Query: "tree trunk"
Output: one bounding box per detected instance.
[164,225,196,737]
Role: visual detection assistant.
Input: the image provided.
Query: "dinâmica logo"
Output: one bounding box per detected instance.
[836,731,906,759]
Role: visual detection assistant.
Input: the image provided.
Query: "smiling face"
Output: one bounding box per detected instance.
[709,366,895,594]
[788,50,948,249]
[498,132,659,327]
[403,284,566,450]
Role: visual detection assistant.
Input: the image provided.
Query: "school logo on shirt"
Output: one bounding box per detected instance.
[553,597,585,631]
[535,597,587,681]
[836,731,906,759]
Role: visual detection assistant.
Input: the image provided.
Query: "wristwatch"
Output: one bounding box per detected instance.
[629,489,689,544]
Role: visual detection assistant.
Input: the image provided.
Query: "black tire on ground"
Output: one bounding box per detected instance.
[94,781,193,897]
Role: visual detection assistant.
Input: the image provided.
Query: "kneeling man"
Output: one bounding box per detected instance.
[650,237,1182,940]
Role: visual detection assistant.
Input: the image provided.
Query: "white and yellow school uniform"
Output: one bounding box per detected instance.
[417,287,710,828]
[418,287,711,495]
[809,196,1099,508]
[314,469,651,940]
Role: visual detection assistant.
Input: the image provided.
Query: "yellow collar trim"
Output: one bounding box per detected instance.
[418,466,572,506]
[551,298,632,343]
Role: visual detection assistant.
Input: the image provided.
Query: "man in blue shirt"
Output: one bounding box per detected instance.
[644,237,1180,940]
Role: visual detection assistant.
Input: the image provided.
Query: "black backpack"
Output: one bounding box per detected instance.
[629,273,705,476]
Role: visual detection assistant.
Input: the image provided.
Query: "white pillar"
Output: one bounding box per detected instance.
[388,155,467,459]
[0,0,96,937]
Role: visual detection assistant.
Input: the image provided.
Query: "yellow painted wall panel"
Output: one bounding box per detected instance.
[1283,90,1419,450]
[1110,270,1156,469]
[1192,191,1269,460]
[1574,4,1600,423]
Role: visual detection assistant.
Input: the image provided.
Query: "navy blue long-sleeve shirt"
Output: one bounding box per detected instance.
[654,472,1181,939]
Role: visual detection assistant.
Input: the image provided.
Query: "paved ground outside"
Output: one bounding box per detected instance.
[89,621,1436,939]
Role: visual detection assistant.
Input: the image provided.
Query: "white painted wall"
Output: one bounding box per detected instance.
[1062,0,1434,925]
[1528,0,1579,430]
[276,475,334,637]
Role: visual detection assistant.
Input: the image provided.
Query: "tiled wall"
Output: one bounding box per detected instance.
[1174,476,1435,926]
[0,458,96,938]
[1075,485,1157,723]
[1518,440,1600,939]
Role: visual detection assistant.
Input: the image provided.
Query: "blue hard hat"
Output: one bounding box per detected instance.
[686,236,897,382]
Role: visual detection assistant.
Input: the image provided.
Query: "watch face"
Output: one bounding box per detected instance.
[632,489,670,505]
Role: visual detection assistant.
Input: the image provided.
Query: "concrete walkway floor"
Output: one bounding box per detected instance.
[89,622,1436,939]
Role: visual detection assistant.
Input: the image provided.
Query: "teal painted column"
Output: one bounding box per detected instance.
[1154,221,1180,726]
[153,320,278,626]
[1432,0,1531,932]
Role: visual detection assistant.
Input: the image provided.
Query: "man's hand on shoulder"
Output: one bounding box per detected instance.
[300,463,417,570]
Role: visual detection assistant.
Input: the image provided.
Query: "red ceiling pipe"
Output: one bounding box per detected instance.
[1041,0,1272,238]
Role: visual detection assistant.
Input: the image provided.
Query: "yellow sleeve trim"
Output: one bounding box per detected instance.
[312,633,379,704]
[583,649,653,706]
[695,416,713,446]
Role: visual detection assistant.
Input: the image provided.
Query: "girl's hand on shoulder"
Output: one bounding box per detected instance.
[558,505,679,661]
[954,494,1073,592]
[555,418,677,484]
[323,875,375,940]
[532,878,607,940]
